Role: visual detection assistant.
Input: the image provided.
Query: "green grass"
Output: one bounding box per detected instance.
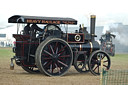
[111,54,128,62]
[115,54,128,58]
[0,47,128,62]
[0,47,14,59]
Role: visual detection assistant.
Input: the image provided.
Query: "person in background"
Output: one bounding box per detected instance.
[100,31,116,42]
[105,31,116,42]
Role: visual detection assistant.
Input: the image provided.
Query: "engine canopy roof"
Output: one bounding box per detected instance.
[8,15,77,25]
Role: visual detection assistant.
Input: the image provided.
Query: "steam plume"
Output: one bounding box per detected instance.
[103,23,128,46]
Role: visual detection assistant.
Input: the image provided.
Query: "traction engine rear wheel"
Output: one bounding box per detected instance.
[35,38,73,76]
[88,50,111,75]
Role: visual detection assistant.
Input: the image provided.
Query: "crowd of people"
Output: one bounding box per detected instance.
[0,41,13,47]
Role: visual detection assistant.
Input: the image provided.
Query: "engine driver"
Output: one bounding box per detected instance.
[30,24,43,39]
[24,23,30,35]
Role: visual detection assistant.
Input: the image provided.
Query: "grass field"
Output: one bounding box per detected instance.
[0,48,14,59]
[0,47,128,85]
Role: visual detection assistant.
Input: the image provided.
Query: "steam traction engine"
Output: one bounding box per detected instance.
[9,15,111,76]
[100,31,116,56]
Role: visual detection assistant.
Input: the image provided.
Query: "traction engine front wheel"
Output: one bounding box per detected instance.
[35,37,73,76]
[88,50,111,75]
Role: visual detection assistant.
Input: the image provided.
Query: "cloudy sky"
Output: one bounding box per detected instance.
[0,0,128,28]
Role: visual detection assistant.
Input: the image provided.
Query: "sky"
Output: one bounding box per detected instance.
[0,0,128,28]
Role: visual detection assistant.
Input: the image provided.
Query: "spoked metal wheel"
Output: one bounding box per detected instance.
[22,66,40,73]
[35,38,73,76]
[88,50,111,75]
[74,54,89,73]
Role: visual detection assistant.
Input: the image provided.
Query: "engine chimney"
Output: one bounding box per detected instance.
[90,15,96,41]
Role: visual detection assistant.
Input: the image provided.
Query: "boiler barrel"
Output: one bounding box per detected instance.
[70,41,100,52]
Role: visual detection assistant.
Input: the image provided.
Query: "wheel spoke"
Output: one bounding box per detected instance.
[58,60,68,67]
[44,50,53,57]
[93,65,98,71]
[43,62,47,66]
[58,46,67,54]
[102,56,105,59]
[58,50,65,56]
[42,54,49,57]
[56,47,58,54]
[50,64,52,73]
[59,55,70,58]
[44,61,52,67]
[58,57,66,61]
[55,63,60,73]
[103,64,108,68]
[103,60,108,63]
[43,57,52,60]
[54,42,58,52]
[56,61,62,71]
[50,45,55,54]
[48,45,51,53]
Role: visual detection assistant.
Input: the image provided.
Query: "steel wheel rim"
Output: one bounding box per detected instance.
[40,40,73,76]
[89,51,110,75]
